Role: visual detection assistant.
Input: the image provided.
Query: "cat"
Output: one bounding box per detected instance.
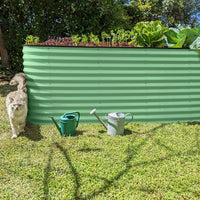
[6,73,28,139]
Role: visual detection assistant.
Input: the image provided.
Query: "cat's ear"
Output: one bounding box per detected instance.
[10,79,17,86]
[20,73,26,78]
[9,97,14,102]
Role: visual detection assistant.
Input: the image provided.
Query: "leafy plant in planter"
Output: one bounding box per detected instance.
[81,34,88,46]
[134,21,168,47]
[110,30,118,45]
[106,33,111,46]
[117,29,125,43]
[164,26,200,49]
[101,31,107,43]
[127,31,135,45]
[101,31,111,46]
[71,34,81,46]
[89,33,100,46]
[190,37,200,50]
[124,31,131,43]
[25,35,40,45]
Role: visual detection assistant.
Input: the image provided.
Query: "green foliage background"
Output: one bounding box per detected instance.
[0,0,128,73]
[0,0,199,73]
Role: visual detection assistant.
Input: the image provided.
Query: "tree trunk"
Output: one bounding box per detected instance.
[0,26,10,69]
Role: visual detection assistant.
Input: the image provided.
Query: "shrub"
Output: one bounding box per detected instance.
[0,0,128,73]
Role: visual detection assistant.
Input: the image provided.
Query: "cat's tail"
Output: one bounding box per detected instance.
[10,73,27,93]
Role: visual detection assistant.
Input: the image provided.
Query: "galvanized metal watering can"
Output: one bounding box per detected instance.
[49,111,80,136]
[90,109,133,136]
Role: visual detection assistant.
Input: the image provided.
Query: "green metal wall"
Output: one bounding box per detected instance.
[23,46,200,125]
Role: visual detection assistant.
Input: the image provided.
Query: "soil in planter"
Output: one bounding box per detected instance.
[26,36,137,48]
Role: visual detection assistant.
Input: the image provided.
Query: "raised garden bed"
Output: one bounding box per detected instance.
[23,22,200,125]
[23,45,200,125]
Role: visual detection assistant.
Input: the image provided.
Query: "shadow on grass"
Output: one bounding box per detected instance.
[80,138,145,200]
[124,128,132,135]
[43,143,81,200]
[195,132,200,153]
[78,148,101,153]
[55,130,84,137]
[43,147,53,200]
[181,121,200,153]
[42,123,199,199]
[98,129,106,134]
[20,122,43,141]
[186,121,200,126]
[87,134,102,139]
[132,123,166,135]
[155,138,174,152]
[98,128,132,135]
[74,130,84,136]
[54,142,81,200]
[0,82,17,97]
[94,124,165,136]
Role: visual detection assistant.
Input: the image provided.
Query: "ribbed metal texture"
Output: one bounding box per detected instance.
[23,46,200,125]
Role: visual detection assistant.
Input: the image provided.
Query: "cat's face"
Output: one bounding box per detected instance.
[10,100,25,111]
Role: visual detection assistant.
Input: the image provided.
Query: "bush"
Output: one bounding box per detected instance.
[0,0,128,73]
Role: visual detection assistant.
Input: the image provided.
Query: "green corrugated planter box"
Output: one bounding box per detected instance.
[23,46,200,125]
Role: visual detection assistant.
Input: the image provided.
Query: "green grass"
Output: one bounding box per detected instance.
[0,82,200,200]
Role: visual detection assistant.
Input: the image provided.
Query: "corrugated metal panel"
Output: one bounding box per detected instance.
[23,46,200,125]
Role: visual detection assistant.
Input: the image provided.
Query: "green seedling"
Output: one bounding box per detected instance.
[25,35,40,45]
[89,33,100,46]
[101,31,107,43]
[124,31,131,43]
[117,29,125,43]
[71,34,81,46]
[82,34,88,46]
[111,30,117,44]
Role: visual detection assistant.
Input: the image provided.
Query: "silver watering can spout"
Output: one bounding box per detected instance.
[90,109,107,129]
[90,108,134,136]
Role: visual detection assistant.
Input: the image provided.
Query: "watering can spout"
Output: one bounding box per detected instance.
[90,109,107,129]
[90,109,134,136]
[49,116,61,134]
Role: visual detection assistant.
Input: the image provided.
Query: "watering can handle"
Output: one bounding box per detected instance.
[63,111,80,127]
[124,113,133,125]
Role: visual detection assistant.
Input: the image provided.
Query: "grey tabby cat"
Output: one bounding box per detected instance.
[6,73,28,139]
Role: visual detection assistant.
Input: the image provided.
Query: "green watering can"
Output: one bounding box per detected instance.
[49,111,80,136]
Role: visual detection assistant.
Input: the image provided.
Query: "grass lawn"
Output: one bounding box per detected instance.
[0,82,200,200]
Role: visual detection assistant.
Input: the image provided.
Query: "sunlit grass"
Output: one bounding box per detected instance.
[0,82,200,200]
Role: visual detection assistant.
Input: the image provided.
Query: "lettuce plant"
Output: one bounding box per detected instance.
[190,37,200,50]
[133,21,168,47]
[164,26,200,49]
